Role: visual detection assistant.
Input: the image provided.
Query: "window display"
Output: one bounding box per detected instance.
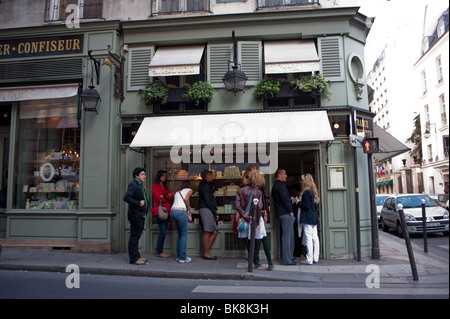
[14,97,80,210]
[152,149,270,225]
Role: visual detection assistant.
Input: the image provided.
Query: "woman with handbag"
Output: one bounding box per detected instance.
[235,167,265,269]
[171,181,193,263]
[151,170,173,258]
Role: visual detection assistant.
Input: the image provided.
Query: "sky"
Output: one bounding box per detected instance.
[357,0,447,72]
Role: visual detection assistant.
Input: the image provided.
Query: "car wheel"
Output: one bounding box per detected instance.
[396,221,404,238]
[381,218,389,232]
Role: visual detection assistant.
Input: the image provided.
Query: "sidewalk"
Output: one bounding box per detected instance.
[0,236,448,285]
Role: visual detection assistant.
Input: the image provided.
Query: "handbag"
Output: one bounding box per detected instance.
[238,189,255,233]
[179,190,193,223]
[158,199,169,220]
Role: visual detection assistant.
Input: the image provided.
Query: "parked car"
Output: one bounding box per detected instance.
[429,194,449,208]
[380,194,449,237]
[376,194,390,226]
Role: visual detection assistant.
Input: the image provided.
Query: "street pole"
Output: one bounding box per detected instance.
[397,203,419,281]
[421,199,428,253]
[367,152,380,259]
[248,198,259,273]
[351,109,361,261]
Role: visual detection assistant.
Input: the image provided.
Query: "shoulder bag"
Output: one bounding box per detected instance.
[158,199,169,220]
[238,188,255,233]
[179,190,194,223]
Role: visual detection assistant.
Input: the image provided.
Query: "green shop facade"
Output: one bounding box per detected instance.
[1,7,377,260]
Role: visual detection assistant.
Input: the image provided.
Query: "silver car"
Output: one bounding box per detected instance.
[380,194,449,237]
[376,194,390,226]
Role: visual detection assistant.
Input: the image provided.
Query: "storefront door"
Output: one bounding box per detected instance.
[0,104,11,210]
[277,149,323,258]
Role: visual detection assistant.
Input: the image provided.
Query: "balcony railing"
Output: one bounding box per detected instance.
[151,0,210,15]
[257,0,320,8]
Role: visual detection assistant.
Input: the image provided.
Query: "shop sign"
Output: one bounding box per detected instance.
[356,116,374,138]
[265,62,320,74]
[0,34,83,60]
[149,64,200,76]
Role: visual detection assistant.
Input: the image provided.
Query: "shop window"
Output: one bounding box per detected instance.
[13,96,80,210]
[151,148,270,226]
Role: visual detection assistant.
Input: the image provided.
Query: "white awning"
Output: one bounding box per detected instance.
[264,40,320,74]
[0,83,78,102]
[149,45,205,77]
[130,110,334,148]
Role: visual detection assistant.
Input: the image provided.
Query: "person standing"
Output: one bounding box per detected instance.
[236,166,266,269]
[171,181,193,263]
[294,173,320,265]
[123,167,149,265]
[271,168,296,265]
[151,170,173,258]
[198,169,219,260]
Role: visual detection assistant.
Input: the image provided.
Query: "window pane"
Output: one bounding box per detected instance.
[14,97,80,210]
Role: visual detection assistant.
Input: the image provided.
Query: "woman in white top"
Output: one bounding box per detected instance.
[170,181,193,263]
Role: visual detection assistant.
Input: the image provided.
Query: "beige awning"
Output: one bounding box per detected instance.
[149,45,205,77]
[0,83,78,102]
[373,123,410,162]
[130,110,334,148]
[264,40,320,74]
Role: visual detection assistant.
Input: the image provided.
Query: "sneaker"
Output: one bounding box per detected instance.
[300,260,313,265]
[178,257,191,263]
[267,264,274,271]
[132,258,147,265]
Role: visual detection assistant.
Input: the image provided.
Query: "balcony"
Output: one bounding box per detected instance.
[151,0,210,15]
[257,0,320,8]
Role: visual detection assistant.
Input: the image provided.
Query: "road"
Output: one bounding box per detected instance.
[0,232,447,307]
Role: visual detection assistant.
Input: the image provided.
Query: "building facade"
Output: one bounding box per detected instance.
[0,0,377,260]
[414,5,449,195]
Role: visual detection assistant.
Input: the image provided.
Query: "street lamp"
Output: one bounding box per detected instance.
[80,50,101,113]
[222,30,248,94]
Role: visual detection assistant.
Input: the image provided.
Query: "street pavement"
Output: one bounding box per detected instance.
[0,232,448,288]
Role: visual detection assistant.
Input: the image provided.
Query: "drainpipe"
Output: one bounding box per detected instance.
[351,108,361,261]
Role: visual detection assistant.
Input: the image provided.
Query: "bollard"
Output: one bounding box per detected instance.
[397,203,419,281]
[247,198,259,273]
[421,199,428,253]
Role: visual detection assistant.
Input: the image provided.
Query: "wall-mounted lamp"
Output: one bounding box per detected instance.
[222,30,248,94]
[80,50,101,113]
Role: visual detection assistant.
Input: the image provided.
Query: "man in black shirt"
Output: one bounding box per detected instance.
[272,168,296,265]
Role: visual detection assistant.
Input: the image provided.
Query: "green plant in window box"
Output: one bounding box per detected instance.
[140,79,169,106]
[183,81,215,106]
[253,77,281,100]
[290,74,331,100]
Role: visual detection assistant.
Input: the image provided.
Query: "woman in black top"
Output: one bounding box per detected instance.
[198,169,218,260]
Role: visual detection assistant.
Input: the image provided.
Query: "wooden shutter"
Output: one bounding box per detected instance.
[60,0,78,20]
[207,43,233,88]
[238,41,262,86]
[83,0,103,18]
[127,46,154,91]
[318,36,344,82]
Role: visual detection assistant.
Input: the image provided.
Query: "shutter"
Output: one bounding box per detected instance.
[207,43,232,88]
[83,0,103,18]
[127,46,154,91]
[318,36,344,82]
[238,41,262,86]
[60,0,78,20]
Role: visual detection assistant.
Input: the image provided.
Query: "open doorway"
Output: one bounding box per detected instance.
[277,149,321,258]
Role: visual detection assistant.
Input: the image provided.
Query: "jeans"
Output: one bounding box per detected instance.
[155,214,169,254]
[128,212,145,263]
[278,213,295,264]
[304,224,319,263]
[170,209,189,261]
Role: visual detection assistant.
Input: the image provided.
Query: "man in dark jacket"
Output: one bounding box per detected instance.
[271,168,296,265]
[124,167,148,265]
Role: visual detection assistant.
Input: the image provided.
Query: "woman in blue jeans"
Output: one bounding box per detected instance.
[170,181,193,263]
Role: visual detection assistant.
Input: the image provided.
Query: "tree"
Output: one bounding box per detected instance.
[406,114,422,164]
